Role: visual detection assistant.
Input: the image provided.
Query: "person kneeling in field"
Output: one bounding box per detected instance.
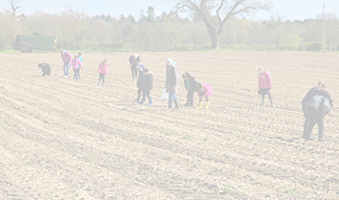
[302,81,333,142]
[138,68,153,106]
[196,83,212,109]
[257,67,274,107]
[38,63,51,76]
[98,59,108,86]
[182,72,198,107]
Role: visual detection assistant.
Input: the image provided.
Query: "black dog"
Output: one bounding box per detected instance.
[38,63,51,76]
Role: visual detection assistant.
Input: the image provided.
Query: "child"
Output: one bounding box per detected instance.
[196,83,212,109]
[182,72,197,107]
[98,59,108,86]
[257,67,273,107]
[69,55,82,81]
[139,68,153,106]
[135,64,146,102]
[77,52,82,79]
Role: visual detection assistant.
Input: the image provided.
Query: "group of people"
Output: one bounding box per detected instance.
[44,51,332,142]
[60,50,83,81]
[257,67,333,142]
[130,55,213,110]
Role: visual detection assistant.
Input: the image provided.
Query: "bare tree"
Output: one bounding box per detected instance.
[269,14,289,51]
[173,0,272,49]
[7,0,21,20]
[323,12,339,50]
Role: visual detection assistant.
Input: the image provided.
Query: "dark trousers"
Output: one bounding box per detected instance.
[186,90,195,106]
[131,66,138,81]
[142,89,152,102]
[73,69,79,80]
[305,107,324,135]
[199,95,209,102]
[137,88,142,101]
[98,73,105,84]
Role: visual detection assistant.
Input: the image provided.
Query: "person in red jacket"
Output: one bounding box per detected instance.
[98,59,108,86]
[257,67,274,107]
[60,49,72,78]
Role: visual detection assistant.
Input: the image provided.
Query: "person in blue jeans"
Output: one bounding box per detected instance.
[61,49,72,78]
[182,72,198,107]
[165,58,180,110]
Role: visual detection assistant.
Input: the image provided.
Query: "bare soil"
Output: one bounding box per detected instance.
[0,51,338,199]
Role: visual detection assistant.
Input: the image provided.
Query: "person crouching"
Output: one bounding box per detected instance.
[38,63,51,76]
[196,83,212,109]
[182,72,198,107]
[138,68,153,106]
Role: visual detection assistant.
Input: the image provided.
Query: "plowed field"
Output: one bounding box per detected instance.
[0,52,338,199]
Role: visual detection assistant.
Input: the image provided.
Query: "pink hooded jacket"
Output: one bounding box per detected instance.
[197,83,212,97]
[258,70,272,89]
[98,60,108,75]
[69,58,82,69]
[61,51,72,63]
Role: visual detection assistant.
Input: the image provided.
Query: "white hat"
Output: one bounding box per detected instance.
[166,58,173,64]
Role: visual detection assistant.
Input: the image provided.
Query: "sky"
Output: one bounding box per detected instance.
[0,0,339,21]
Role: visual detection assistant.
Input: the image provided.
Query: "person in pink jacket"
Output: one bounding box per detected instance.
[69,55,82,81]
[196,83,212,109]
[258,67,274,107]
[98,59,108,86]
[60,49,72,78]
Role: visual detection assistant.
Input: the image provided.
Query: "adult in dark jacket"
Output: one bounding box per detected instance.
[135,64,146,102]
[128,53,140,82]
[301,86,317,138]
[38,63,51,76]
[303,81,333,141]
[139,68,153,106]
[182,72,197,107]
[165,58,180,110]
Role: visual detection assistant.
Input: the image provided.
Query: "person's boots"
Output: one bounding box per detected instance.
[301,121,308,138]
[168,99,173,109]
[138,97,146,105]
[173,99,179,110]
[197,101,203,109]
[147,98,153,106]
[261,98,265,107]
[304,124,315,140]
[204,102,209,109]
[318,127,327,142]
[270,98,274,108]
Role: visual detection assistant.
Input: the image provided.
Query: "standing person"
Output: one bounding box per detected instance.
[257,67,274,107]
[135,64,146,102]
[77,52,82,79]
[139,68,154,106]
[69,55,82,81]
[196,83,212,109]
[61,49,72,78]
[302,81,333,141]
[165,58,180,110]
[128,53,140,82]
[182,72,198,107]
[98,59,108,86]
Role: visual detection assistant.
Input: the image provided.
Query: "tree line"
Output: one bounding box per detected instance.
[1,5,339,51]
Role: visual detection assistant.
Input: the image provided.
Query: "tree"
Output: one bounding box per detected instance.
[268,14,289,51]
[7,0,21,20]
[173,0,272,49]
[322,12,339,50]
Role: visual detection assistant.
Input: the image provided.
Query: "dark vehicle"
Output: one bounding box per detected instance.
[13,35,57,53]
